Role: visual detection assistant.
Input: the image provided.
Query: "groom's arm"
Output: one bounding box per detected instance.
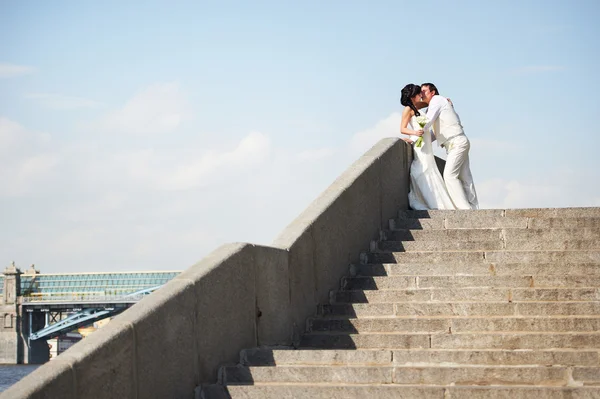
[422,95,445,132]
[417,98,452,110]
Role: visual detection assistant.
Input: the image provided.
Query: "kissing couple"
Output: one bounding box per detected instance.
[400,83,479,210]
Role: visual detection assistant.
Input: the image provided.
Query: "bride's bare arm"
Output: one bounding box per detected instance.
[400,107,423,136]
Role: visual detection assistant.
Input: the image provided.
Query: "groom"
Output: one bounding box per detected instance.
[420,83,479,210]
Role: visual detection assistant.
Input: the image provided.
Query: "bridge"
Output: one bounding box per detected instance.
[0,265,180,363]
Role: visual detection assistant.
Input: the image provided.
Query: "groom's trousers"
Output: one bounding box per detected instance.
[442,134,479,210]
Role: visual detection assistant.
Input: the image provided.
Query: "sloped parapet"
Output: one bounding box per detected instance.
[2,137,412,398]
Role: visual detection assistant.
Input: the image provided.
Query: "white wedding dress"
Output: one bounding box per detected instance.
[406,111,456,210]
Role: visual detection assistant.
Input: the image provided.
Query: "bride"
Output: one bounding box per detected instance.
[400,83,456,210]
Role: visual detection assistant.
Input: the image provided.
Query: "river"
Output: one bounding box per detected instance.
[0,365,39,392]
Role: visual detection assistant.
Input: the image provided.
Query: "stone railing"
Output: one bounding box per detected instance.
[2,138,412,399]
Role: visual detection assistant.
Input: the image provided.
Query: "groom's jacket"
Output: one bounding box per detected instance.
[423,95,465,147]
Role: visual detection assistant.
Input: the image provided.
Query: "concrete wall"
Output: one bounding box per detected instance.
[272,138,412,345]
[1,268,21,364]
[0,305,19,364]
[1,138,412,399]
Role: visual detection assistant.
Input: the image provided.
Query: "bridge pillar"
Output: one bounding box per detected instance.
[1,262,22,363]
[21,311,49,364]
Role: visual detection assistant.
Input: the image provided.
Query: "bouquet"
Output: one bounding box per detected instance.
[414,115,427,148]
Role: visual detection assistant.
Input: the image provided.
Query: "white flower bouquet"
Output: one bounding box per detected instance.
[414,115,427,148]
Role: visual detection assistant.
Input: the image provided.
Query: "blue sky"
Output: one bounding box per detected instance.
[1,0,599,273]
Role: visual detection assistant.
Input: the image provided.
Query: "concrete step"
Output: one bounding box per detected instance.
[330,288,600,303]
[380,240,504,252]
[300,333,432,349]
[392,216,529,230]
[446,386,600,399]
[240,348,393,366]
[240,348,600,367]
[503,238,600,251]
[368,250,600,264]
[350,262,600,277]
[399,207,600,219]
[300,332,600,350]
[341,276,600,290]
[309,318,449,333]
[308,317,600,334]
[392,349,600,367]
[342,276,528,290]
[399,209,504,219]
[222,365,394,384]
[319,302,600,317]
[388,228,503,241]
[388,227,600,242]
[221,364,592,386]
[392,216,600,230]
[206,385,445,399]
[380,239,600,252]
[319,303,396,317]
[213,385,600,399]
[431,332,600,350]
[389,365,580,386]
[529,217,600,229]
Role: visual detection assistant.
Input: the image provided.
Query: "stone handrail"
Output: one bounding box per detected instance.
[3,138,412,398]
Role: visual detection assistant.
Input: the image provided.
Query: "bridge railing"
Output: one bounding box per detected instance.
[21,285,165,304]
[3,138,412,399]
[21,285,162,305]
[22,295,142,304]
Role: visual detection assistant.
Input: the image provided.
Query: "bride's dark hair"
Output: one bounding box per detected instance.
[400,84,421,116]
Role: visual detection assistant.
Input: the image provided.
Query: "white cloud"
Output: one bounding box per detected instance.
[0,117,58,196]
[61,193,128,223]
[14,154,59,183]
[2,123,336,272]
[120,131,272,191]
[470,138,520,153]
[477,173,600,209]
[101,82,189,134]
[24,93,101,109]
[0,62,35,78]
[0,117,25,151]
[295,147,335,162]
[350,112,402,154]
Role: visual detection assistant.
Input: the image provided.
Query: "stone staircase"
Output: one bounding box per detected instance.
[204,208,600,398]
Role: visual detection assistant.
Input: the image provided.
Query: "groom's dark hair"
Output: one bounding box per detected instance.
[422,83,439,95]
